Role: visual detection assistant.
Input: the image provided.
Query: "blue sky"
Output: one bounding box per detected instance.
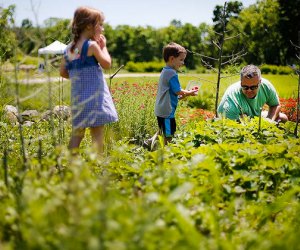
[2,0,257,27]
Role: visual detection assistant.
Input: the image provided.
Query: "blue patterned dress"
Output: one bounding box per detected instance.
[64,40,118,129]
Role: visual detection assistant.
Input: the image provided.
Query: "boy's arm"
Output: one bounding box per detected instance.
[169,75,197,99]
[176,89,197,99]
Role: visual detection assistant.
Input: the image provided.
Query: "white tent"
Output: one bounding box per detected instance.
[38,40,67,55]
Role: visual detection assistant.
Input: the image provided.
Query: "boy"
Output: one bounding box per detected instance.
[154,42,197,145]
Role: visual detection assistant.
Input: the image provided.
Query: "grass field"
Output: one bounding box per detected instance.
[1,70,300,249]
[2,73,298,112]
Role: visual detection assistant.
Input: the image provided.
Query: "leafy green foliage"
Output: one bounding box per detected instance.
[110,80,157,143]
[186,91,215,110]
[0,113,300,249]
[212,1,243,33]
[0,5,17,62]
[125,61,164,72]
[260,64,294,75]
[2,1,300,67]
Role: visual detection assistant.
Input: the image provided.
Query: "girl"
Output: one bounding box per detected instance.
[60,6,118,154]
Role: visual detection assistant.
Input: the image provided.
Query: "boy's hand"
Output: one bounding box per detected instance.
[191,86,199,95]
[177,88,197,99]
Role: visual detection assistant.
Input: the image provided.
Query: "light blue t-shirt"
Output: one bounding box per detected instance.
[155,66,181,118]
[217,78,279,120]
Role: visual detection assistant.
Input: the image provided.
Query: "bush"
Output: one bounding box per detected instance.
[186,91,214,110]
[260,64,294,75]
[15,54,40,65]
[125,61,164,72]
[195,66,208,74]
[277,65,294,75]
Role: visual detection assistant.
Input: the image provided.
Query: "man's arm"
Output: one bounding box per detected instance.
[267,105,281,121]
[217,100,241,120]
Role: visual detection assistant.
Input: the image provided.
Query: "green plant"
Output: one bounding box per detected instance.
[186,91,214,110]
[260,64,294,75]
[125,61,164,72]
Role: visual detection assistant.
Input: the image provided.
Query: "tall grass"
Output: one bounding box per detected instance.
[1,73,298,152]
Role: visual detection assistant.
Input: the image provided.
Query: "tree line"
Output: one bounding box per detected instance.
[1,0,299,69]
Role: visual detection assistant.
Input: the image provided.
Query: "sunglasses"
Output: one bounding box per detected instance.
[241,84,259,91]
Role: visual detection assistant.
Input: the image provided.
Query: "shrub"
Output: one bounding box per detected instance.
[186,91,214,110]
[260,64,294,75]
[195,66,207,74]
[278,65,294,75]
[125,61,164,72]
[16,54,40,65]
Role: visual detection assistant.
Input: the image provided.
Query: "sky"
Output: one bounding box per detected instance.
[2,0,257,28]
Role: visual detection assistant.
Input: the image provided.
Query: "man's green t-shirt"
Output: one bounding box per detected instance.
[217,78,279,120]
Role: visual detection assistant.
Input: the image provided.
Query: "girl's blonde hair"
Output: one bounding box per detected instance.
[70,6,104,52]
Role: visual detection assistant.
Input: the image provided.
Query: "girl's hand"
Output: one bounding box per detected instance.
[91,34,112,69]
[96,34,107,49]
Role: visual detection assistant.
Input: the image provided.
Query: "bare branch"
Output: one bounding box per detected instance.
[224,33,241,41]
[221,52,247,65]
[212,30,223,36]
[212,40,221,50]
[201,59,218,73]
[30,0,41,26]
[220,73,240,78]
[110,65,125,79]
[290,40,300,49]
[221,56,243,66]
[221,49,246,58]
[224,28,235,33]
[186,49,219,61]
[191,76,217,84]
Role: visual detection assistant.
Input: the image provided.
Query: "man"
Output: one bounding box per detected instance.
[217,64,288,122]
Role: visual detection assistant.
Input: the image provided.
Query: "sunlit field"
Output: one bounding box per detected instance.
[0,71,299,249]
[2,73,298,109]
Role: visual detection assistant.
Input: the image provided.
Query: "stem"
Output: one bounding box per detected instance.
[14,57,27,169]
[293,31,300,137]
[214,2,227,117]
[109,64,124,90]
[294,71,300,137]
[45,55,56,146]
[258,107,262,135]
[3,148,9,188]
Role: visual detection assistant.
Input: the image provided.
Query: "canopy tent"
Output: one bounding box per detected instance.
[38,40,67,55]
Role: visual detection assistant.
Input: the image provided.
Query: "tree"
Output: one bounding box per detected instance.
[131,26,158,62]
[187,2,246,115]
[170,19,183,28]
[212,1,243,33]
[14,18,36,55]
[21,18,33,29]
[278,0,300,64]
[174,23,207,69]
[110,25,135,65]
[0,5,17,62]
[43,18,71,45]
[226,0,283,65]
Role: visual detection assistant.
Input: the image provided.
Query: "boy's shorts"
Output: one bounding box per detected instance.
[157,117,176,137]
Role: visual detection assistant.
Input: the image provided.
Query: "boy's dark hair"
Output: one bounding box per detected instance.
[163,42,186,62]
